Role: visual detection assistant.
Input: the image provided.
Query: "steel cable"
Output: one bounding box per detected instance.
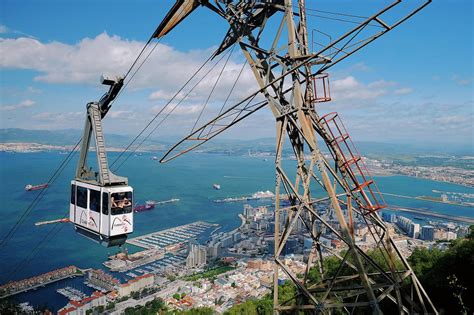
[112,48,235,171]
[0,138,81,250]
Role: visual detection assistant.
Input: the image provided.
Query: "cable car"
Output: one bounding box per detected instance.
[70,181,133,247]
[70,76,133,247]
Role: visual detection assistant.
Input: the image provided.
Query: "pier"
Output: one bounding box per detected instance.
[0,266,85,299]
[126,221,218,250]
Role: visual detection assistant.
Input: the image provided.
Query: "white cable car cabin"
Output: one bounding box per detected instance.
[70,76,133,247]
[70,181,133,247]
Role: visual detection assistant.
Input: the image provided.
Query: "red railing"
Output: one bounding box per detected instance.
[319,112,386,214]
[310,73,331,103]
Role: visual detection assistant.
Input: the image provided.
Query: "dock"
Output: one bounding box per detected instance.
[126,221,218,250]
[0,266,85,299]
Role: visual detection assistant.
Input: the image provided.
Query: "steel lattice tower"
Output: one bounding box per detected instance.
[158,0,437,313]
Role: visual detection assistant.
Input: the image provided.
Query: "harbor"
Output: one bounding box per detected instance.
[126,221,218,250]
[0,266,86,299]
[56,286,87,301]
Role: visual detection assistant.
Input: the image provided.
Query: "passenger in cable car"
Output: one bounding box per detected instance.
[111,192,133,215]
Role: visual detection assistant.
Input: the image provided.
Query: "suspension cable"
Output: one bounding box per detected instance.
[108,50,220,169]
[304,12,383,28]
[0,138,81,250]
[191,44,235,133]
[6,208,69,283]
[205,60,248,138]
[0,28,160,260]
[305,7,369,20]
[112,48,235,171]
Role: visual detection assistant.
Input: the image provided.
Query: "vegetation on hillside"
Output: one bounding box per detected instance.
[222,225,474,314]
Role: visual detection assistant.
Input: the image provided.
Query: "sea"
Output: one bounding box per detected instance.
[0,151,472,311]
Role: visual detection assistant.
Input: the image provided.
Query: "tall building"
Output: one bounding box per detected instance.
[396,216,420,238]
[421,226,435,241]
[186,243,207,268]
[381,212,397,223]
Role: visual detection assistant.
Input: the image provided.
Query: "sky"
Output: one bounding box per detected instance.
[0,0,473,149]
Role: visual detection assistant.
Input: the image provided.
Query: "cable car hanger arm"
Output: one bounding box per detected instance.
[75,76,127,186]
[98,76,124,118]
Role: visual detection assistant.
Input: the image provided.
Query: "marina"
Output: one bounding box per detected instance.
[56,286,87,301]
[126,221,218,250]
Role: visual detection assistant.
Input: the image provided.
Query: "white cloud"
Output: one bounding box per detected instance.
[394,87,413,95]
[149,90,187,101]
[349,62,371,72]
[0,33,142,84]
[1,99,36,111]
[32,111,82,121]
[330,76,389,101]
[452,74,472,86]
[151,104,204,116]
[0,33,256,106]
[433,115,472,128]
[107,110,133,119]
[27,86,42,94]
[367,80,396,89]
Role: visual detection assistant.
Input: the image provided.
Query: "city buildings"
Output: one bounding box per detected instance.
[186,243,207,268]
[396,216,420,238]
[421,225,435,241]
[117,273,154,297]
[58,291,106,315]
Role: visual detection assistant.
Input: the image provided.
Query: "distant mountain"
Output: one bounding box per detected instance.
[0,128,169,148]
[0,128,470,156]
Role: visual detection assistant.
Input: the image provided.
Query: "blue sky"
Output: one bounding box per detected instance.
[0,0,472,148]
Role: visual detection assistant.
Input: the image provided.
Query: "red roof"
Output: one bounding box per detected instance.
[69,300,83,307]
[58,307,76,315]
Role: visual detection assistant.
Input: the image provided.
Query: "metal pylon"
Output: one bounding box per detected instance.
[159,0,437,313]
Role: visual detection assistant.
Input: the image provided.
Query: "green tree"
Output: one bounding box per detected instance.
[176,307,215,315]
[224,298,272,315]
[409,237,474,314]
[468,224,474,239]
[408,247,443,278]
[0,300,21,314]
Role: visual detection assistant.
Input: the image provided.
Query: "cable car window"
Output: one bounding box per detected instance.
[71,184,76,205]
[111,191,133,215]
[102,192,109,215]
[89,189,100,212]
[77,186,87,208]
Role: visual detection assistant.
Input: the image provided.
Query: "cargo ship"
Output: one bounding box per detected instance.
[25,183,48,191]
[133,201,156,213]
